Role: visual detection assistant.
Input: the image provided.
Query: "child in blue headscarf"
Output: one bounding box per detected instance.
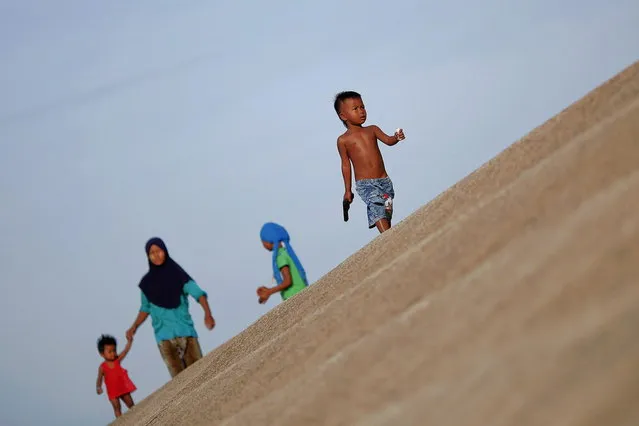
[257,222,309,304]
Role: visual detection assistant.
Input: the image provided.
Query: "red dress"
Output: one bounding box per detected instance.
[101,359,137,400]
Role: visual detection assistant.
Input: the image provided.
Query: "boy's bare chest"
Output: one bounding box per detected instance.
[346,135,377,153]
[347,128,375,144]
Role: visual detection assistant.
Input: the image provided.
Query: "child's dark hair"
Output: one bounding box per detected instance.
[97,334,117,353]
[334,91,362,128]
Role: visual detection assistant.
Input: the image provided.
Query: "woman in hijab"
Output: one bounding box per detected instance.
[256,222,309,304]
[126,237,215,378]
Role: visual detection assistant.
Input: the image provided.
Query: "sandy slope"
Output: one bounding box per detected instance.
[113,60,639,426]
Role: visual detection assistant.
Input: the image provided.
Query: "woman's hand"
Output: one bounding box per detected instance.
[204,314,216,330]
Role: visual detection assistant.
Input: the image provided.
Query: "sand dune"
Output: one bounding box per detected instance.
[113,60,639,426]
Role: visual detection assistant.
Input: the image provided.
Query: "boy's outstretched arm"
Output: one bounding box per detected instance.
[372,125,402,146]
[337,137,354,202]
[96,366,104,395]
[117,337,134,362]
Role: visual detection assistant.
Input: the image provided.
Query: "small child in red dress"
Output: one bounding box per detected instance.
[96,334,137,418]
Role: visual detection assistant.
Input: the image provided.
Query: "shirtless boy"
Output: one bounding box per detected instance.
[335,91,405,233]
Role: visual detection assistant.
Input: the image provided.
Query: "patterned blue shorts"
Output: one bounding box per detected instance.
[355,177,395,228]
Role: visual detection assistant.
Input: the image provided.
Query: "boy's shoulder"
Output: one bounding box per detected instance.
[336,129,350,141]
[362,124,381,133]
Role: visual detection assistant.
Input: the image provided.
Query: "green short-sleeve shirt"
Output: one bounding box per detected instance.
[276,247,307,300]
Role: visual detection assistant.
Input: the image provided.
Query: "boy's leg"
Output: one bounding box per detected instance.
[375,218,391,233]
[110,398,122,417]
[121,393,135,409]
[355,180,383,230]
[376,177,395,233]
[357,178,395,233]
[158,339,186,378]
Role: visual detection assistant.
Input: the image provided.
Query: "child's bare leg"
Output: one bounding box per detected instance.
[121,393,135,409]
[375,218,391,233]
[110,398,122,417]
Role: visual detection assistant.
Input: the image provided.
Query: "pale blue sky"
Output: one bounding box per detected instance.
[0,1,637,425]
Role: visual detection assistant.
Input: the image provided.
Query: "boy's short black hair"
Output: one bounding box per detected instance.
[97,334,117,353]
[334,91,362,128]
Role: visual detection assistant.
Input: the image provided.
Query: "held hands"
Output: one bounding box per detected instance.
[395,128,405,142]
[125,326,136,341]
[257,286,272,304]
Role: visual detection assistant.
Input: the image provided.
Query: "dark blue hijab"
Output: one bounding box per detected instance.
[138,237,192,309]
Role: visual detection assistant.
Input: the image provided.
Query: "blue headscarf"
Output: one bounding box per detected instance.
[260,222,308,285]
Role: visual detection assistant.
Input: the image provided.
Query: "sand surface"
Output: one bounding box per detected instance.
[113,60,639,426]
